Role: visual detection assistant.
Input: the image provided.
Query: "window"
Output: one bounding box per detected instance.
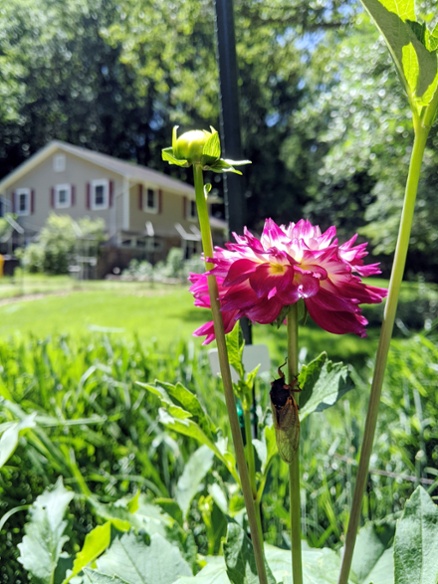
[187,199,197,220]
[54,184,71,209]
[53,154,66,172]
[143,187,159,213]
[15,188,31,216]
[91,179,109,210]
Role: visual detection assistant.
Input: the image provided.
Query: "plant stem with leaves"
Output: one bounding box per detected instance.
[192,163,269,584]
[287,303,303,584]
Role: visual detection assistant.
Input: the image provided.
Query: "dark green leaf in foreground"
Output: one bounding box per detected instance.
[17,477,74,582]
[223,523,277,584]
[394,486,438,584]
[298,353,354,420]
[88,531,192,584]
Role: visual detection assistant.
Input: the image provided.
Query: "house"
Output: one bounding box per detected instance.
[0,140,227,276]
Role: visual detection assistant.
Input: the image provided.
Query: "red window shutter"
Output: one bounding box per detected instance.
[109,180,114,207]
[30,190,35,214]
[86,182,91,209]
[50,187,55,208]
[11,192,16,213]
[71,185,75,206]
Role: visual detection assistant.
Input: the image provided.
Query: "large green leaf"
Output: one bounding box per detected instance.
[349,522,395,584]
[298,353,354,419]
[18,478,74,582]
[360,0,438,110]
[394,486,438,584]
[175,524,354,584]
[175,445,214,518]
[89,532,192,584]
[223,523,276,584]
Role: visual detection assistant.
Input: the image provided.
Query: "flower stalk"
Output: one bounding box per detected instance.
[192,162,269,584]
[337,121,431,584]
[287,304,303,584]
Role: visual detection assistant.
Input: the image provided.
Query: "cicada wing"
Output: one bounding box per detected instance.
[271,396,300,464]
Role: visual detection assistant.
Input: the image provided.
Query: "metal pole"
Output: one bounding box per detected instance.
[214,0,252,344]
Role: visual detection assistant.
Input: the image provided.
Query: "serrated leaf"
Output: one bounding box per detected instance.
[175,445,214,517]
[394,486,438,584]
[138,381,217,439]
[298,353,354,419]
[64,522,112,583]
[92,532,192,584]
[18,478,74,581]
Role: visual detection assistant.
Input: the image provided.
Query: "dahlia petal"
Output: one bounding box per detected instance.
[305,297,368,337]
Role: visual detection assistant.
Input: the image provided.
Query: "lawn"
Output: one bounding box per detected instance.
[1,272,435,366]
[0,280,207,347]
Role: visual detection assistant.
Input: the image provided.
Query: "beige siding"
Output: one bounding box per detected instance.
[128,183,198,237]
[4,150,124,236]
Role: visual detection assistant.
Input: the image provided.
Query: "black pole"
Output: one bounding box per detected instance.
[214,0,252,344]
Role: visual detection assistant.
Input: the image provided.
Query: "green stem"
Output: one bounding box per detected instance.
[287,304,303,584]
[243,403,264,542]
[192,163,269,584]
[337,124,429,584]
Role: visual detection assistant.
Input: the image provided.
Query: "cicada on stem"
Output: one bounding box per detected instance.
[270,363,301,464]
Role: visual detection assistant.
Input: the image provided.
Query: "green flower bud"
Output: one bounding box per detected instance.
[172,126,220,166]
[174,129,212,163]
[162,125,251,174]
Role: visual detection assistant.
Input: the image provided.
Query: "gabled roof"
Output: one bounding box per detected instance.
[0,140,195,196]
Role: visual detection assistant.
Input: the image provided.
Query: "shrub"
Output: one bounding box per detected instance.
[19,214,105,275]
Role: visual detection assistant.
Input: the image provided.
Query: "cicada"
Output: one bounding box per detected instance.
[270,363,301,464]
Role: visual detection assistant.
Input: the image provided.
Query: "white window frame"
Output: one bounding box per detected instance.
[53,154,66,172]
[16,188,31,216]
[91,179,109,210]
[187,199,197,220]
[54,183,71,209]
[143,187,159,214]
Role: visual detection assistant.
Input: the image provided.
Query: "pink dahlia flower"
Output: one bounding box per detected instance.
[189,218,387,344]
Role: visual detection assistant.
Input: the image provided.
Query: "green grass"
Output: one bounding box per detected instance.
[0,284,208,346]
